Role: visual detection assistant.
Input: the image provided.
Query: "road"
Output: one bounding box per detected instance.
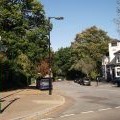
[41,81,120,120]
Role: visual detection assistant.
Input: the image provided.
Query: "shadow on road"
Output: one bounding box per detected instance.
[0,90,24,100]
[1,98,20,113]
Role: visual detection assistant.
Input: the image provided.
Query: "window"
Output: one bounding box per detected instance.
[111,42,117,46]
[117,56,120,63]
[117,68,120,76]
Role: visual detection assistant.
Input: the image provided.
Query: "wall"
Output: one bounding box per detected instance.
[109,41,120,62]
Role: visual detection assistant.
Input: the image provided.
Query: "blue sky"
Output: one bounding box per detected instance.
[39,0,119,51]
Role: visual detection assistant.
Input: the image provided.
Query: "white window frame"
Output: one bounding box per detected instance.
[116,68,120,77]
[118,55,120,63]
[111,42,117,47]
[116,55,120,63]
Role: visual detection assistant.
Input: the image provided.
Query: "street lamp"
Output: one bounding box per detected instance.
[48,17,64,95]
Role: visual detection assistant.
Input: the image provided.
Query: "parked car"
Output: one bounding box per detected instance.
[82,77,91,86]
[78,78,84,85]
[74,78,80,83]
[74,79,77,83]
[112,77,120,87]
[74,77,91,86]
[76,77,91,86]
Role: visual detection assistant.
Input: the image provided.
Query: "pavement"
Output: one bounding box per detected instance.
[0,83,65,120]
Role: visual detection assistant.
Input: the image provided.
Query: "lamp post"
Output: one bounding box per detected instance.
[48,17,64,95]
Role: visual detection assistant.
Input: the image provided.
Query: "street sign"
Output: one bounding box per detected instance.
[40,78,53,90]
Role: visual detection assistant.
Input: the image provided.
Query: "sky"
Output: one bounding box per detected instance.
[39,0,119,51]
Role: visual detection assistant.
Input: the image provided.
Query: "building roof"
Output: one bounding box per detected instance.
[114,50,120,55]
[110,39,120,42]
[107,56,120,66]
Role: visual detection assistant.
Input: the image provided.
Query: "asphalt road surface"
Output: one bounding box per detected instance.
[41,81,120,120]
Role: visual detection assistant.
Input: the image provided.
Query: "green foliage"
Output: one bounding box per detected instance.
[71,56,96,77]
[16,53,32,75]
[0,0,50,89]
[53,26,111,80]
[90,70,99,80]
[71,26,111,79]
[53,47,72,78]
[73,26,110,60]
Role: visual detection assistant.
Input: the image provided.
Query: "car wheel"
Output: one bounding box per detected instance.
[117,82,120,87]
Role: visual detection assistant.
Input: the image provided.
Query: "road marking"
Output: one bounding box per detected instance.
[98,108,112,111]
[96,88,120,93]
[115,106,120,109]
[60,114,75,118]
[41,118,53,120]
[40,106,120,120]
[81,111,94,114]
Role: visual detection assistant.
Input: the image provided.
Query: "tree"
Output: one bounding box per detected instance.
[36,60,49,77]
[71,26,111,79]
[53,47,72,79]
[16,53,32,75]
[73,26,110,60]
[71,55,96,77]
[0,0,49,60]
[0,0,50,89]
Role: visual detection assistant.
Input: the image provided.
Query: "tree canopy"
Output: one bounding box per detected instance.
[54,26,112,80]
[71,26,111,79]
[0,0,50,89]
[53,47,72,79]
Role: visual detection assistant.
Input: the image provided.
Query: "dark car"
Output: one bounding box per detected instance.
[112,77,120,87]
[78,78,84,85]
[74,78,80,83]
[77,77,91,86]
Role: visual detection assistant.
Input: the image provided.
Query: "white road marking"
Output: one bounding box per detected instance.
[115,106,120,109]
[60,114,75,118]
[81,111,94,114]
[40,106,120,120]
[98,108,112,111]
[41,118,53,120]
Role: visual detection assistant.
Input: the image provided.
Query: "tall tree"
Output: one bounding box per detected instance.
[71,26,111,79]
[53,47,72,79]
[0,0,49,61]
[0,0,50,88]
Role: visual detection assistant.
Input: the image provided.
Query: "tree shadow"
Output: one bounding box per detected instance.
[0,90,23,100]
[0,98,20,113]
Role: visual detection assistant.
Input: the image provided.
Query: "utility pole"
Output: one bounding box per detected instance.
[48,17,64,95]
